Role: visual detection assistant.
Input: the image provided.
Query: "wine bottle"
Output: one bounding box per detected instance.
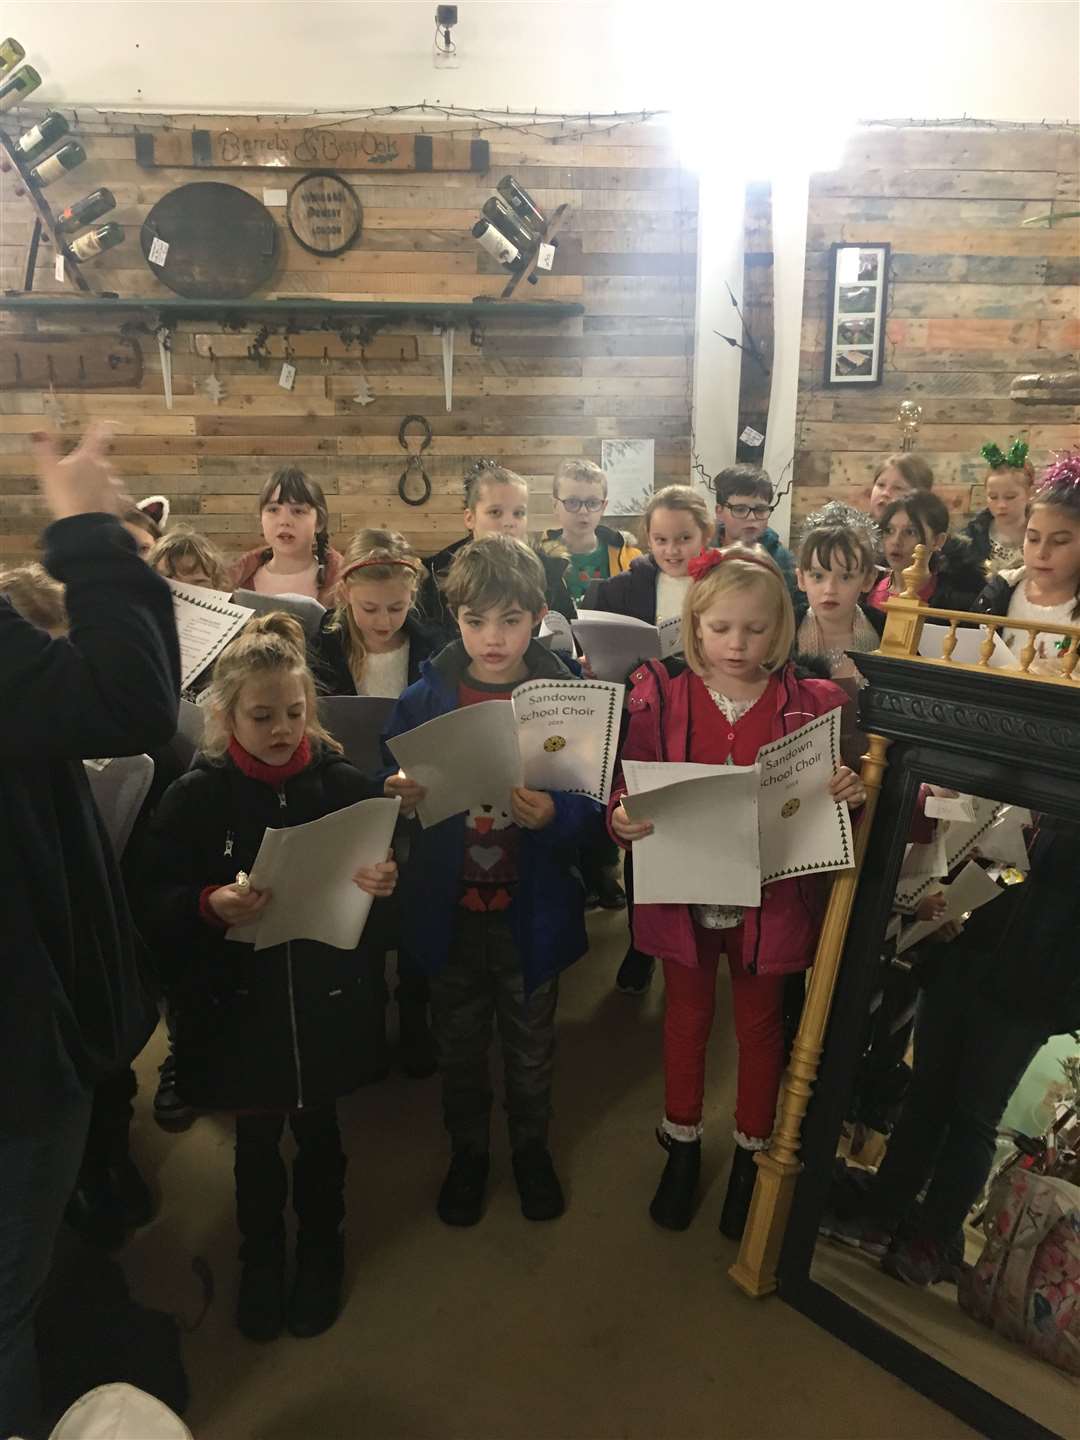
[29,141,86,188]
[67,222,124,262]
[15,111,70,163]
[0,64,41,115]
[472,218,520,269]
[0,37,26,78]
[497,176,548,235]
[481,196,537,253]
[56,188,116,232]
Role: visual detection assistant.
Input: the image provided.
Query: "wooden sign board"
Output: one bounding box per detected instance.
[136,128,490,174]
[287,172,362,257]
[0,334,142,391]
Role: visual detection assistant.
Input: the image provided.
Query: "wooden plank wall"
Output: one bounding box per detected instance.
[791,125,1080,530]
[0,111,698,560]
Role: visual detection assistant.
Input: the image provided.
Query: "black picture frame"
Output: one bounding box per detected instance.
[823,243,890,388]
[776,654,1080,1440]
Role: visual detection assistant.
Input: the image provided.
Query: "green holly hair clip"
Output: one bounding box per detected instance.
[980,438,1030,471]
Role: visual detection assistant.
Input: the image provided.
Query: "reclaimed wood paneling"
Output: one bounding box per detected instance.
[0,111,696,561]
[795,125,1080,530]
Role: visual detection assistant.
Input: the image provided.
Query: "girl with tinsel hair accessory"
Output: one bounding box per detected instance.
[794,501,884,682]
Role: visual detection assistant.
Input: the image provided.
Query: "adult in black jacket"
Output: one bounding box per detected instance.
[309,607,445,695]
[0,426,180,1437]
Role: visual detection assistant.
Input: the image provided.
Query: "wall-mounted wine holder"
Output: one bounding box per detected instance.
[0,122,106,296]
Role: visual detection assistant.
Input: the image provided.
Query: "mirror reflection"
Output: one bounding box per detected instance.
[811,791,1080,1435]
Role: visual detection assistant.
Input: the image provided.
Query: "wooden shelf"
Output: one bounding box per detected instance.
[0,296,585,322]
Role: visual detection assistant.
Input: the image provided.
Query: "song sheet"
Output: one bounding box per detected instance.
[570,610,681,683]
[896,860,1002,954]
[227,796,400,951]
[169,580,253,690]
[918,622,1016,670]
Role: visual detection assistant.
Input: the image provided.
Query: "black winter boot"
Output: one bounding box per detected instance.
[719,1145,760,1241]
[437,1147,490,1227]
[649,1128,701,1231]
[237,1243,286,1343]
[397,972,437,1079]
[288,1232,345,1338]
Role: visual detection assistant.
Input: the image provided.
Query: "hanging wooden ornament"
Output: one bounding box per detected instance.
[352,359,375,407]
[202,347,227,405]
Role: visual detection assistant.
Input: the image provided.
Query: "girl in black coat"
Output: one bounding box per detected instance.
[417,462,575,638]
[308,529,444,1077]
[867,492,986,615]
[137,613,396,1344]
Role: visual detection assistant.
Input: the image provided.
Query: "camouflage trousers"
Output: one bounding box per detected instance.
[430,910,558,1154]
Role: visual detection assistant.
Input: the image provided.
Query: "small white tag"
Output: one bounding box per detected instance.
[278,362,297,391]
[924,795,977,823]
[54,252,65,282]
[536,242,555,272]
[740,425,765,447]
[263,188,288,207]
[148,236,170,267]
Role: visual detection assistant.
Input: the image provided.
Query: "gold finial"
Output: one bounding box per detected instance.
[900,543,930,599]
[897,400,922,452]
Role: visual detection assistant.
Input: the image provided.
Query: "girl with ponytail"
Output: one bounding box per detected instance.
[136,610,396,1344]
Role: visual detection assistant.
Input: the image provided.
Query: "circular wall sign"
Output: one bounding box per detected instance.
[140,183,279,299]
[287,170,363,257]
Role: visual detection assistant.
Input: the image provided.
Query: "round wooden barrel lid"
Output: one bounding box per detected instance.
[140,182,279,299]
[287,171,362,257]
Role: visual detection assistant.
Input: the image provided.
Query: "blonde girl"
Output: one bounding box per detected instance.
[608,546,863,1239]
[963,439,1036,576]
[419,461,575,634]
[311,529,442,699]
[137,612,396,1344]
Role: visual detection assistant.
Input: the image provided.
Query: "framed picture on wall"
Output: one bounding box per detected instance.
[824,243,890,387]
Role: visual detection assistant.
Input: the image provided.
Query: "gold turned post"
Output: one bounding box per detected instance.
[942,622,958,663]
[729,732,892,1299]
[877,544,930,660]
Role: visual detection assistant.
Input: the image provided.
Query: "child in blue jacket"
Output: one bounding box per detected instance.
[383,535,601,1228]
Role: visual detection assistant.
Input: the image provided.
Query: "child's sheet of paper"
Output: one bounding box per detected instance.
[388,680,624,827]
[622,761,762,906]
[227,796,400,952]
[388,702,522,827]
[317,695,396,776]
[169,580,253,690]
[538,612,574,655]
[896,860,1001,954]
[918,622,1017,670]
[894,832,949,909]
[756,709,854,885]
[571,610,681,682]
[513,678,623,806]
[978,804,1032,871]
[894,795,1004,907]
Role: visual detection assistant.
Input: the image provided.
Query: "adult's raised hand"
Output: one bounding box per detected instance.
[31,422,126,523]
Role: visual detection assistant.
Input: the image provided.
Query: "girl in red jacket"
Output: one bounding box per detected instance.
[609,546,865,1239]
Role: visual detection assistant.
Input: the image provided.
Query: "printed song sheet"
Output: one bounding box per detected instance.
[227,796,400,951]
[571,610,681,682]
[169,581,253,690]
[896,860,1001,954]
[388,679,624,828]
[621,708,852,906]
[622,762,761,906]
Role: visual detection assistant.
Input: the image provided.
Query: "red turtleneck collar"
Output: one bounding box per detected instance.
[228,734,312,786]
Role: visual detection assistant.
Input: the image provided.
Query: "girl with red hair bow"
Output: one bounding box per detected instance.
[608,545,865,1239]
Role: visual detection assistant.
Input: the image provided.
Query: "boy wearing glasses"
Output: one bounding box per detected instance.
[712,464,797,598]
[540,459,640,605]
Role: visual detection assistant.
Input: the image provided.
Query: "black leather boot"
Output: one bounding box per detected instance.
[719,1145,760,1241]
[236,1238,286,1343]
[649,1128,701,1231]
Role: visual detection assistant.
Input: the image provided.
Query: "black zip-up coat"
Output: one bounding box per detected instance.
[418,536,576,638]
[925,535,988,612]
[1,514,180,1134]
[308,609,446,697]
[583,553,660,622]
[134,748,385,1111]
[971,569,1019,618]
